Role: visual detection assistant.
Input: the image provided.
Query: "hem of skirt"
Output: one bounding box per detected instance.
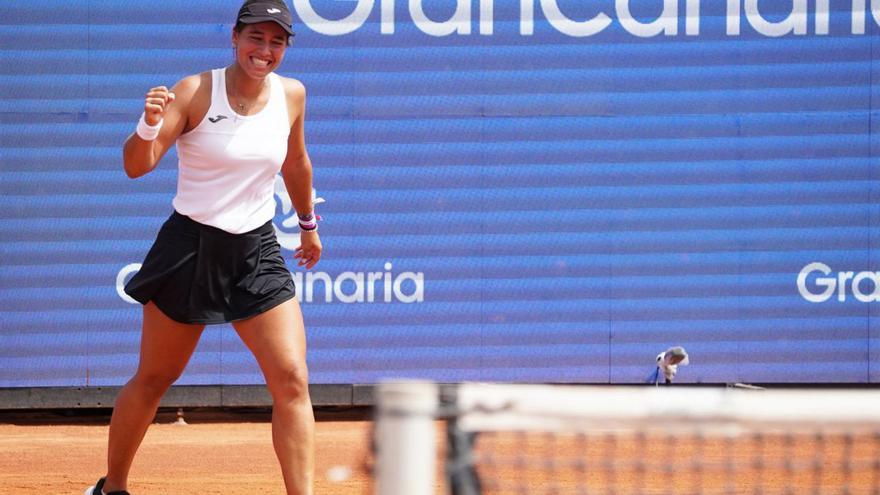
[151,290,297,325]
[126,291,150,306]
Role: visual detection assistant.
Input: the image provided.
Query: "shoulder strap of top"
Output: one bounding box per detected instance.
[270,73,292,125]
[211,68,225,111]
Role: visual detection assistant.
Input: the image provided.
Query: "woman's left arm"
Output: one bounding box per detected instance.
[280,78,322,269]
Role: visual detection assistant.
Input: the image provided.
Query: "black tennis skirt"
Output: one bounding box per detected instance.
[124,211,296,325]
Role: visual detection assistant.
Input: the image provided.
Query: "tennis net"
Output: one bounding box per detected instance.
[373,382,880,495]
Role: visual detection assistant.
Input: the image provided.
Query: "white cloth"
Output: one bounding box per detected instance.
[173,68,290,234]
[656,349,690,381]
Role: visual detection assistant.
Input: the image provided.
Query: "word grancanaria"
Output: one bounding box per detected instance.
[292,262,424,303]
[797,262,880,303]
[293,0,880,37]
[117,262,424,304]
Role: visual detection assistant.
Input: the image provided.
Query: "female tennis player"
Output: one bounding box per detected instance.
[85,1,318,493]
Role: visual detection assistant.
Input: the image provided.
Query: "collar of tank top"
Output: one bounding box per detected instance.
[228,66,268,115]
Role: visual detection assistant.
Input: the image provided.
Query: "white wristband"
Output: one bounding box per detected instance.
[136,113,163,141]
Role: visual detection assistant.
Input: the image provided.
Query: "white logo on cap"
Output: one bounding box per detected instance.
[267,8,281,13]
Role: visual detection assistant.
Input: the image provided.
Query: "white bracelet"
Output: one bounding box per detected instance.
[298,212,318,231]
[136,113,163,141]
[299,219,318,231]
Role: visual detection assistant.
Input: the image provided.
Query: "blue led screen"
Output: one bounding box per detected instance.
[1,0,879,386]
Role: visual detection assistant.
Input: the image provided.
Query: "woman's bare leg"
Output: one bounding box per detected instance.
[232,298,314,495]
[102,302,205,492]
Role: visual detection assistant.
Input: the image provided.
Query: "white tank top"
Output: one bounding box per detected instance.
[173,68,290,234]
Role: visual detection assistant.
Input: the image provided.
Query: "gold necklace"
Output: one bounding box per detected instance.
[230,69,267,116]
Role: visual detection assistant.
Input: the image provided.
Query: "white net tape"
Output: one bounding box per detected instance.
[375,382,880,495]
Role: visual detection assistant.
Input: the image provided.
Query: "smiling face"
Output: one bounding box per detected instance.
[232,22,289,77]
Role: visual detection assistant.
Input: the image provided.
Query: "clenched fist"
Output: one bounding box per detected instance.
[144,86,176,126]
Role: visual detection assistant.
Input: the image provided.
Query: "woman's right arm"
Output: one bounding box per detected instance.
[122,76,199,179]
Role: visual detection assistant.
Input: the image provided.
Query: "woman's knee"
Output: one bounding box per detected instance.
[267,363,310,402]
[130,369,182,398]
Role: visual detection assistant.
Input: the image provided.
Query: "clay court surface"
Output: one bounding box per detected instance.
[1,409,877,494]
[0,409,381,495]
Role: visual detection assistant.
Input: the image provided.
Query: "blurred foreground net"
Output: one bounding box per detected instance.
[373,383,880,495]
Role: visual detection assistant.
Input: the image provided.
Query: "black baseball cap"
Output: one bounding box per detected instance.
[236,0,295,37]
